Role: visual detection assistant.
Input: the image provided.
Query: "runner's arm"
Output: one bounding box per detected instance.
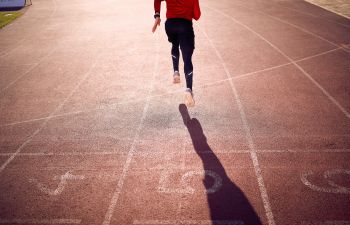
[193,0,201,20]
[152,0,162,33]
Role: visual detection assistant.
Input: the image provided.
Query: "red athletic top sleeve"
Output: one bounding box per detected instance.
[154,0,201,21]
[154,0,162,14]
[193,0,201,20]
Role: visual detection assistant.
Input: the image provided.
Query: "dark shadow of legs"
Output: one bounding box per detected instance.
[179,104,263,225]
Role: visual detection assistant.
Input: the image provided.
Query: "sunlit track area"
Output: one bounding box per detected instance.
[0,0,349,224]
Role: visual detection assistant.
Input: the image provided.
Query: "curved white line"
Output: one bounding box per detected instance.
[301,171,350,194]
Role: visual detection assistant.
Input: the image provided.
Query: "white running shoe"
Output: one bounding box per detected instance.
[173,71,180,84]
[185,88,195,107]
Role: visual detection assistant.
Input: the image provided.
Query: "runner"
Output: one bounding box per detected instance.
[152,0,201,107]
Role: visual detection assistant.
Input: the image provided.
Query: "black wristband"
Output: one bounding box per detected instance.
[154,13,160,19]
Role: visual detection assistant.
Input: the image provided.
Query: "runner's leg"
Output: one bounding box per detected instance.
[171,40,180,73]
[179,21,195,91]
[181,46,194,90]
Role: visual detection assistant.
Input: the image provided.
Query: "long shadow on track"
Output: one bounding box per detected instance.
[179,104,263,225]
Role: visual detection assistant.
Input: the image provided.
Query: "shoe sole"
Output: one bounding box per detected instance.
[185,92,195,107]
[173,75,180,84]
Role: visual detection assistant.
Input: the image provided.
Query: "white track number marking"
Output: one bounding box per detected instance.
[29,171,85,196]
[301,169,350,194]
[158,170,222,194]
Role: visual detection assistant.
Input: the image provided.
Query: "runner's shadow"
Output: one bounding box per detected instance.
[179,104,262,225]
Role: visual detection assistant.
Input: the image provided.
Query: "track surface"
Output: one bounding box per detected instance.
[0,0,349,224]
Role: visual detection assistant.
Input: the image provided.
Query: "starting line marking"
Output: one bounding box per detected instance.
[133,220,244,225]
[0,218,81,224]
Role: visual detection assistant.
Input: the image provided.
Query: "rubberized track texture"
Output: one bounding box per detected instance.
[0,0,349,225]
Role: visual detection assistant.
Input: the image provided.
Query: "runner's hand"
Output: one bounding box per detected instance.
[152,17,161,33]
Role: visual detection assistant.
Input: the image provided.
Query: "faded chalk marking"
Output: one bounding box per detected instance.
[158,170,223,194]
[133,220,244,225]
[301,169,350,194]
[0,218,81,224]
[29,171,85,196]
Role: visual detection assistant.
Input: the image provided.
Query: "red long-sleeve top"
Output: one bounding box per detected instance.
[154,0,201,21]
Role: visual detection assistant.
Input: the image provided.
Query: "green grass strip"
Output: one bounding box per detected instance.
[0,11,22,29]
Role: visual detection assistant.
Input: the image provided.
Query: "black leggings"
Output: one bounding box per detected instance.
[165,18,195,90]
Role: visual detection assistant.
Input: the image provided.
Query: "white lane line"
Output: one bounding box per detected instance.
[0,0,62,96]
[1,46,341,128]
[0,54,102,174]
[258,149,350,153]
[0,47,57,95]
[0,39,26,58]
[219,0,350,54]
[275,3,350,29]
[0,151,126,156]
[101,34,160,225]
[133,220,243,225]
[0,148,349,158]
[259,8,350,54]
[205,5,350,119]
[199,26,276,225]
[0,0,58,58]
[0,218,81,224]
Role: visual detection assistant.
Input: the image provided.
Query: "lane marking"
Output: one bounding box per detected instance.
[199,25,276,225]
[133,220,244,225]
[219,0,350,54]
[102,34,160,225]
[272,3,350,29]
[0,148,349,158]
[29,171,85,196]
[158,170,223,194]
[300,221,350,225]
[0,39,26,58]
[204,5,350,119]
[0,218,81,224]
[301,169,350,194]
[0,47,57,95]
[1,46,341,128]
[0,53,103,174]
[0,0,58,59]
